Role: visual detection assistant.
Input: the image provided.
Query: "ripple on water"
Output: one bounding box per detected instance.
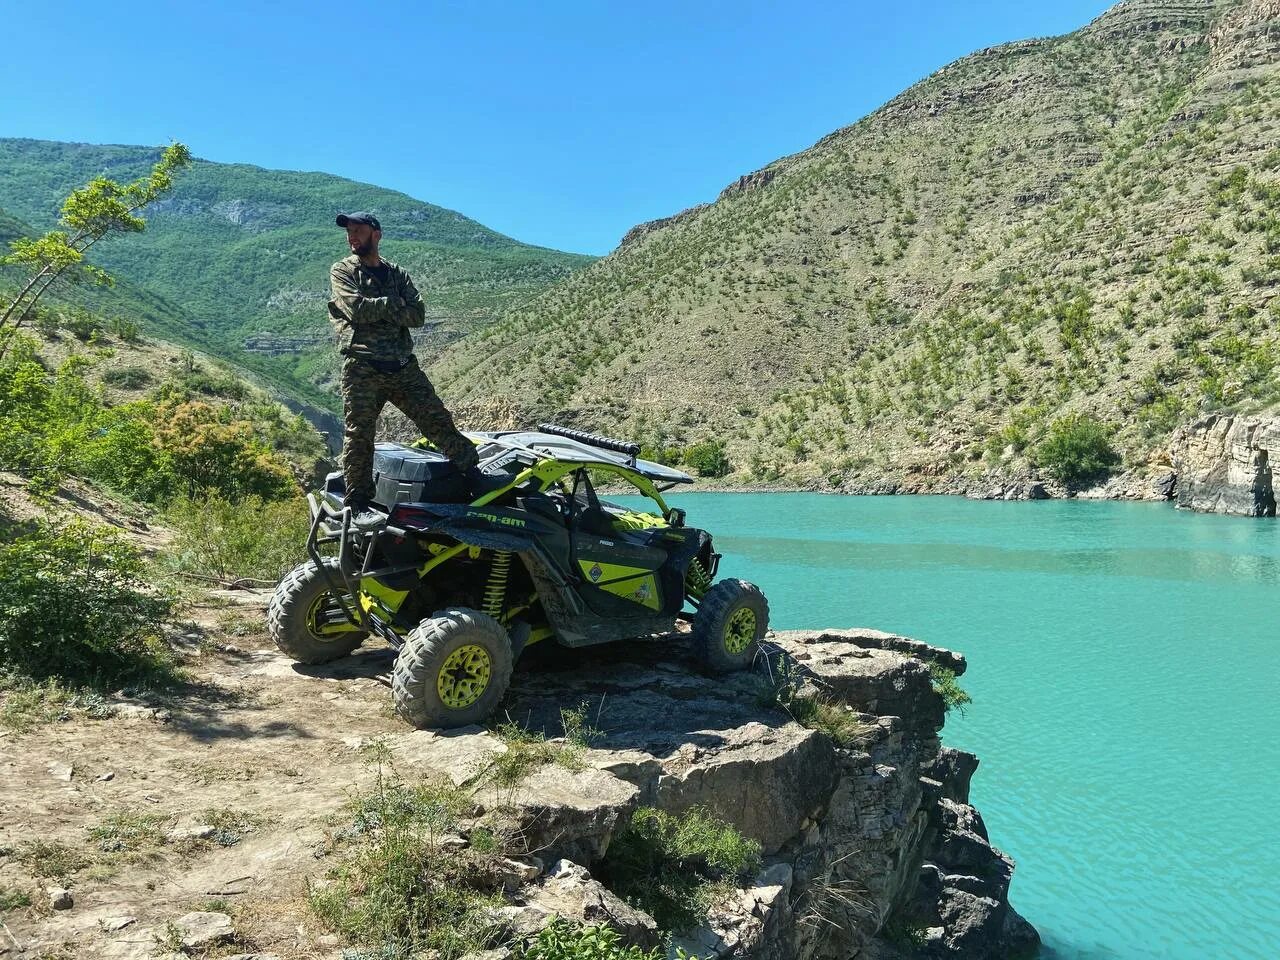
[614,494,1280,960]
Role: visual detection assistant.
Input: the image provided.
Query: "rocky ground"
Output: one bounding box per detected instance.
[0,582,1037,960]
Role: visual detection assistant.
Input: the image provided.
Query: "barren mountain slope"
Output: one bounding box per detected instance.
[432,0,1280,488]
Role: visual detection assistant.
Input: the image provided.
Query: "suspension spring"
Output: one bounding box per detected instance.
[686,557,712,602]
[483,551,513,619]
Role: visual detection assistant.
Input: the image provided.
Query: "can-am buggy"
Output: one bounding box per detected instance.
[267,424,770,729]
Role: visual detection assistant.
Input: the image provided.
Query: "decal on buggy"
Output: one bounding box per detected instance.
[575,559,662,611]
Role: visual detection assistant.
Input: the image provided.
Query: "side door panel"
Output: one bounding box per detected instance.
[574,534,667,617]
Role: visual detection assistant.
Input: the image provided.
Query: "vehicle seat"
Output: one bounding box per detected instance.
[576,504,617,538]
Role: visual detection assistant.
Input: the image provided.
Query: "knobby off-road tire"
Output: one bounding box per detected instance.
[392,608,513,729]
[692,578,770,673]
[267,559,368,664]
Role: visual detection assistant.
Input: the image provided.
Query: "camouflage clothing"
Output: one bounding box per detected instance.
[328,254,425,361]
[329,255,478,504]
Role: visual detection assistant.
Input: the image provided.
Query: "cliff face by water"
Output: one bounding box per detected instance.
[1169,414,1280,516]
[390,628,1038,960]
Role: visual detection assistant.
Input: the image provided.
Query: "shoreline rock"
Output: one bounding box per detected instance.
[1169,414,1278,517]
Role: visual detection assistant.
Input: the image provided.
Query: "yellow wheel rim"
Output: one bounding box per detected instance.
[724,607,758,654]
[437,643,492,709]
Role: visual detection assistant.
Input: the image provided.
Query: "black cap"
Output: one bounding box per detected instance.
[336,211,381,230]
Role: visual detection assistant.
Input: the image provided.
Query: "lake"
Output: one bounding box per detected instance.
[619,493,1280,960]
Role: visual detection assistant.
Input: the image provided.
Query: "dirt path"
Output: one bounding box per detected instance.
[0,588,407,959]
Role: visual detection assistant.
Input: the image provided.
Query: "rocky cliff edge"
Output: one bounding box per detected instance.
[386,628,1039,960]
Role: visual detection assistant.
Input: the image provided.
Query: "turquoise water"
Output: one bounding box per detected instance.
[617,493,1280,960]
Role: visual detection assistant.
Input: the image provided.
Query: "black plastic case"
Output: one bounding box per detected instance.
[371,443,467,506]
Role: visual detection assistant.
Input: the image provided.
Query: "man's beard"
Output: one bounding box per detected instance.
[352,238,374,256]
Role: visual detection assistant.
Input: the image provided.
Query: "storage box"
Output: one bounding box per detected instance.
[372,443,468,506]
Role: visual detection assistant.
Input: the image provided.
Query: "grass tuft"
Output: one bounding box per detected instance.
[0,884,32,913]
[601,806,761,933]
[16,840,89,880]
[486,701,605,791]
[309,763,504,959]
[0,676,114,732]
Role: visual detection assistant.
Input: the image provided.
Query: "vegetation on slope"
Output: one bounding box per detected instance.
[432,0,1280,489]
[0,140,595,406]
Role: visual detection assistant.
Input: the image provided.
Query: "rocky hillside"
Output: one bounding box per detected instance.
[431,0,1280,491]
[1,592,1035,960]
[0,140,594,409]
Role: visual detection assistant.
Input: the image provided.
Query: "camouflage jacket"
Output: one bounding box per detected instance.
[327,255,426,361]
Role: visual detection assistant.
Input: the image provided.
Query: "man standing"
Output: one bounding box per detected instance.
[328,212,479,525]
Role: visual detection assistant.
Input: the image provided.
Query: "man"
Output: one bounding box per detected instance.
[328,211,480,526]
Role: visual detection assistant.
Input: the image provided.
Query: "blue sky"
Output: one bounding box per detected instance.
[1,1,1112,255]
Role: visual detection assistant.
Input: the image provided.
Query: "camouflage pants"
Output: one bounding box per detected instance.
[340,356,478,505]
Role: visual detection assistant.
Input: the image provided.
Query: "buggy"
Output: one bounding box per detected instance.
[267,424,769,728]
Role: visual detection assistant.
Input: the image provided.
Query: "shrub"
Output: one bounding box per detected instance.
[159,493,309,583]
[62,311,101,341]
[0,339,176,501]
[0,519,177,689]
[0,331,308,505]
[516,918,692,960]
[602,806,761,932]
[1032,414,1120,484]
[682,440,730,478]
[152,401,297,501]
[105,316,141,342]
[927,664,972,715]
[309,766,503,959]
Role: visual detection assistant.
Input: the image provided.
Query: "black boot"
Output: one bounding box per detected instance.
[345,497,385,530]
[464,467,510,500]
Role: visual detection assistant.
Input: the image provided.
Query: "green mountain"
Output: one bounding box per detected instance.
[431,0,1280,488]
[0,140,594,410]
[0,205,226,357]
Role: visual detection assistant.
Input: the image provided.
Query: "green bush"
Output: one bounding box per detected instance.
[159,493,309,583]
[0,519,177,689]
[516,918,695,960]
[0,331,308,506]
[309,766,503,959]
[1032,414,1120,484]
[602,806,761,932]
[682,441,730,478]
[927,664,973,715]
[152,401,297,501]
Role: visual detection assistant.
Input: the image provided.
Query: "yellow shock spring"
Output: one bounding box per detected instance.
[483,551,513,619]
[686,557,712,601]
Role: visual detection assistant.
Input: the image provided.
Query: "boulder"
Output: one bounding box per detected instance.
[506,764,639,864]
[48,886,73,910]
[173,911,234,950]
[525,857,660,948]
[344,629,1033,958]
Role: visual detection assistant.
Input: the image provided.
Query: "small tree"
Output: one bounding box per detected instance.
[0,142,191,350]
[683,440,731,478]
[1033,413,1120,484]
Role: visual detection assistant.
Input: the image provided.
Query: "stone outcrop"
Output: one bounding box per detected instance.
[386,628,1036,959]
[1168,414,1279,517]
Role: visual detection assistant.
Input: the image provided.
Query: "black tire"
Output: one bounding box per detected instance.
[692,578,770,673]
[392,608,514,729]
[267,559,368,664]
